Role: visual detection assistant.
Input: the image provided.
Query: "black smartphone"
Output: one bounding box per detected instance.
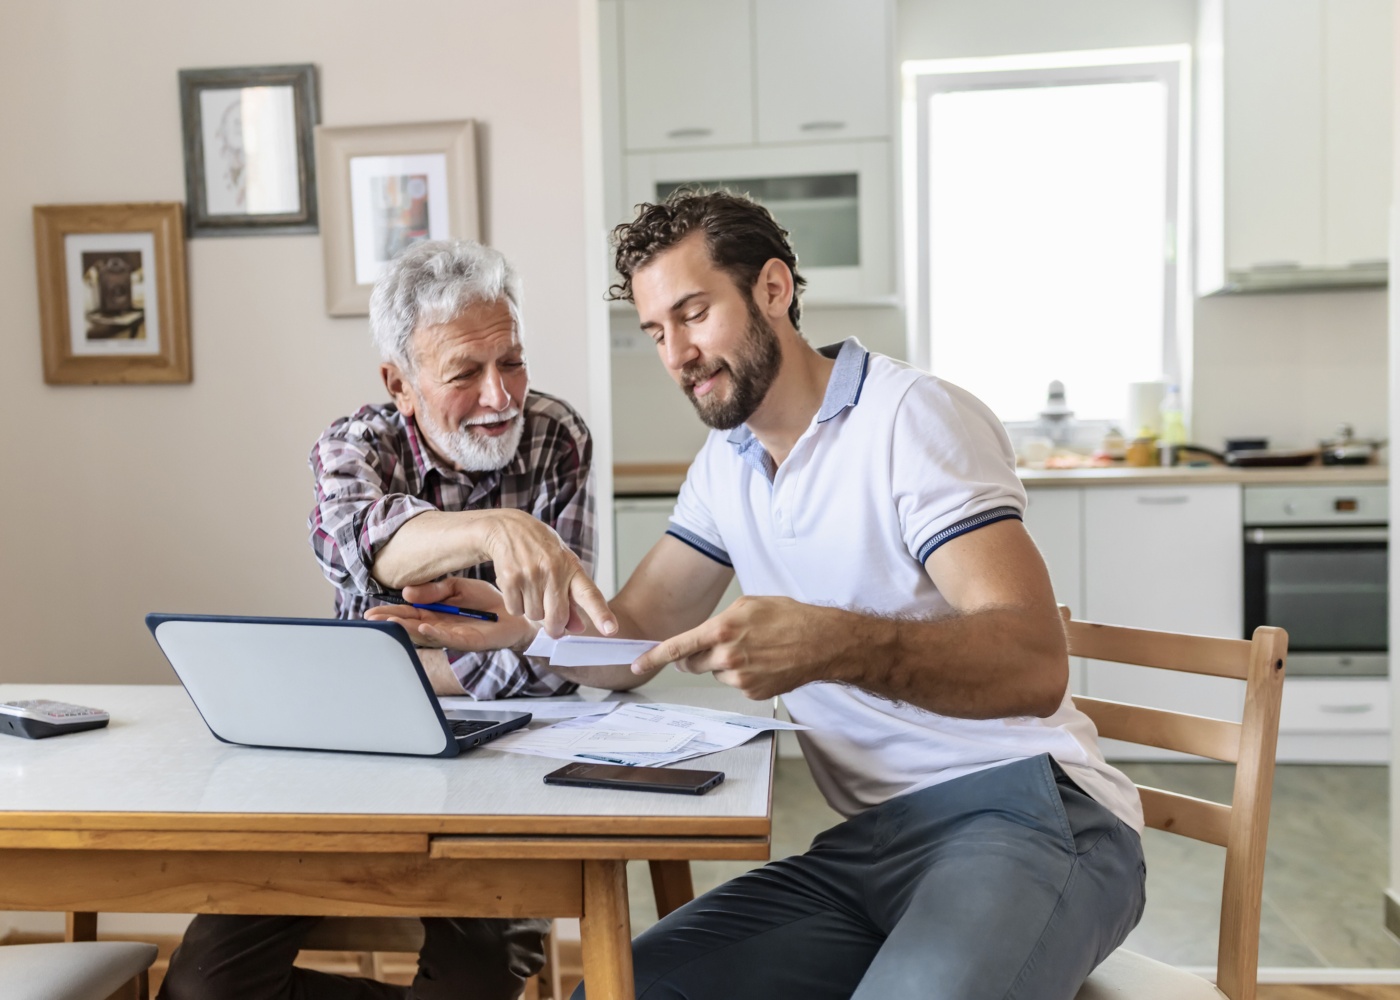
[543,762,725,795]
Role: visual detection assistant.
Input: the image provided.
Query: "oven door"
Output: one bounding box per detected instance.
[1244,526,1388,676]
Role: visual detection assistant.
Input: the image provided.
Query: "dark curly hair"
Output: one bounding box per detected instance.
[609,189,807,329]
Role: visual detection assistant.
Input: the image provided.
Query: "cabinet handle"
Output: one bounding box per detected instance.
[1348,258,1388,269]
[1135,496,1190,505]
[665,127,713,139]
[799,120,847,132]
[1318,704,1374,714]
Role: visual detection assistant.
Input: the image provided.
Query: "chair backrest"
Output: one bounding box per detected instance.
[1060,607,1287,1000]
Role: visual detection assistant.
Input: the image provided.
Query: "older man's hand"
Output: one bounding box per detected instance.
[480,509,618,639]
[366,577,539,652]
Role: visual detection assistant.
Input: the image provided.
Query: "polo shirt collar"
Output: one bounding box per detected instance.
[724,338,871,477]
[815,337,871,423]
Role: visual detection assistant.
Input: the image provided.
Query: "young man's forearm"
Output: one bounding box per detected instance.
[830,604,1068,719]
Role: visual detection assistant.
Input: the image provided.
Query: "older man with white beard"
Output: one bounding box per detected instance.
[157,239,612,1000]
[310,238,617,699]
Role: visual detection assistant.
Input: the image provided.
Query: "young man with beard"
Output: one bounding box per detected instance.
[159,239,617,1000]
[378,193,1148,999]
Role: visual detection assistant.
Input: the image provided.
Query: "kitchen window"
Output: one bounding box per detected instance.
[904,48,1191,426]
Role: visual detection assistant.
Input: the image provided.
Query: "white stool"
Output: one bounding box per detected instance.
[0,941,158,1000]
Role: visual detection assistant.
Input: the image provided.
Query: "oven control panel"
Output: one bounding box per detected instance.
[1243,484,1388,525]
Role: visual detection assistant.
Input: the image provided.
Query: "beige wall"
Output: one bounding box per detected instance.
[0,0,607,684]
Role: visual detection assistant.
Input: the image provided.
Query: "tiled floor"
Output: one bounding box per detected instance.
[626,757,1400,972]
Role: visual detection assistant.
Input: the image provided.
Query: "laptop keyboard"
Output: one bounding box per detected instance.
[449,719,495,739]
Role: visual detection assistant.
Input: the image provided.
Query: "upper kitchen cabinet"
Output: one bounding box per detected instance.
[754,0,893,144]
[617,0,892,152]
[1197,0,1393,294]
[621,0,754,151]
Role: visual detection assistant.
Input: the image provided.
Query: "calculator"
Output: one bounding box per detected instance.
[0,700,110,739]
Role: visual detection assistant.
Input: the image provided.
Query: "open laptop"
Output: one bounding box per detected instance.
[146,614,531,758]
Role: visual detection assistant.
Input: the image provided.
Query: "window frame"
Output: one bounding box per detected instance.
[904,49,1191,423]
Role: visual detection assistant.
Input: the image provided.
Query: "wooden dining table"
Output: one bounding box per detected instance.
[0,683,776,998]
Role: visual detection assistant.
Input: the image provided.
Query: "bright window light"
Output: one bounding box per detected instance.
[919,70,1178,423]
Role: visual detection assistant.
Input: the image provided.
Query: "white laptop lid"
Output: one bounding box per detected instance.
[147,615,454,757]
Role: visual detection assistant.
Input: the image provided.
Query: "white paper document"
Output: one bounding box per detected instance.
[492,701,808,767]
[437,697,618,721]
[524,634,660,667]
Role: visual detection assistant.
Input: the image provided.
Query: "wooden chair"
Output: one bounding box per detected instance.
[1065,610,1288,1000]
[0,941,157,1000]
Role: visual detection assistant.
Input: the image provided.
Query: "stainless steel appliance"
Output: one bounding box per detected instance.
[1243,484,1388,676]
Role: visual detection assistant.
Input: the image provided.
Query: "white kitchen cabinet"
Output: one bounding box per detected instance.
[1023,488,1086,694]
[753,0,892,144]
[1322,0,1393,270]
[626,140,894,302]
[1083,485,1245,759]
[617,0,893,153]
[620,0,754,151]
[1276,677,1390,763]
[1197,0,1392,292]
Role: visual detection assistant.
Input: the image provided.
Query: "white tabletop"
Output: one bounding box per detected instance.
[0,685,775,827]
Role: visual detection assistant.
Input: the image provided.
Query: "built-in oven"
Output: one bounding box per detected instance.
[1243,484,1388,676]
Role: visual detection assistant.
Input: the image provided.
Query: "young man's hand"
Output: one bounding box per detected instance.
[629,596,858,700]
[365,578,537,654]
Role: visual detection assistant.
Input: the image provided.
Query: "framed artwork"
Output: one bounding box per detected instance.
[32,203,192,384]
[179,64,319,237]
[316,120,480,316]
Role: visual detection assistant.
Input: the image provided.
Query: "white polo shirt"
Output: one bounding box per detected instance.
[668,338,1143,831]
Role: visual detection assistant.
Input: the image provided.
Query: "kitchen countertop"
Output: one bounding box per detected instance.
[614,462,1388,495]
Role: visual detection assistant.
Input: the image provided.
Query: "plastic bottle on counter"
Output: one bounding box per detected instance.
[1158,386,1187,466]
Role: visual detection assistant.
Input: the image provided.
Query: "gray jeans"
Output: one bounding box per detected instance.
[575,754,1145,1000]
[159,915,549,1000]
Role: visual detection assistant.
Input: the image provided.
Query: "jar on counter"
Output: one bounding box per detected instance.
[1125,431,1159,467]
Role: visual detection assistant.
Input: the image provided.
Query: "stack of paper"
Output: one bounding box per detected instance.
[491,701,808,768]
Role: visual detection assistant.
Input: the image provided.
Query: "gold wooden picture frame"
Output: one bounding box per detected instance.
[33,202,192,385]
[315,120,480,317]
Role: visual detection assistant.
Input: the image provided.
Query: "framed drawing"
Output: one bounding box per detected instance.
[316,120,480,316]
[179,64,319,237]
[33,203,192,384]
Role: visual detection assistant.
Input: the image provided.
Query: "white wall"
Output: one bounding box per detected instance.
[0,0,607,685]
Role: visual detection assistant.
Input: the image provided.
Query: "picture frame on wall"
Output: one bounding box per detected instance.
[179,63,320,237]
[33,203,192,385]
[315,120,480,316]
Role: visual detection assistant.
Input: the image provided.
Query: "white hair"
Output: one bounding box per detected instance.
[368,239,523,371]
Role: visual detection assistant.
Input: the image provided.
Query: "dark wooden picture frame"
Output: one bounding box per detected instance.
[33,202,192,385]
[179,63,319,237]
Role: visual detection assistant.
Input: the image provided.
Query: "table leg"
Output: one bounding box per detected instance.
[580,859,634,1000]
[647,860,695,919]
[65,911,97,942]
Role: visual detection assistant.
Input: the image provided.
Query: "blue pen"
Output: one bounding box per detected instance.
[380,593,498,623]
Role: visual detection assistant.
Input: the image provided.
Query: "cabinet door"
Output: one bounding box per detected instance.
[753,0,891,144]
[621,0,754,151]
[1322,0,1392,268]
[1023,488,1085,695]
[1023,488,1083,614]
[1083,486,1245,755]
[1225,0,1325,271]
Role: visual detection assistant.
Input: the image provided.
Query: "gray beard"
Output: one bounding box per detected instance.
[419,405,526,472]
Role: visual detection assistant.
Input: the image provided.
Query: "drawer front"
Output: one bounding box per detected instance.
[1279,679,1390,733]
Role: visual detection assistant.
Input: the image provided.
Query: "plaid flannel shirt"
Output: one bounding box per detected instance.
[307,391,594,698]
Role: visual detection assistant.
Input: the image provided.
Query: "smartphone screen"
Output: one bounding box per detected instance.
[543,762,725,795]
